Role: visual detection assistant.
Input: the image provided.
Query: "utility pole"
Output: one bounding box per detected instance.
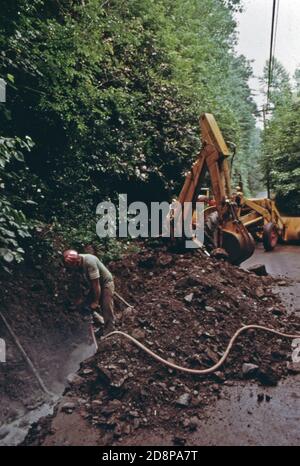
[262,104,271,198]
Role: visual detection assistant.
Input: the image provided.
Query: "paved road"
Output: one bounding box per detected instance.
[243,243,300,313]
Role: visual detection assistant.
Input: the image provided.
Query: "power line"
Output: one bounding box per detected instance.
[270,0,280,97]
[266,0,280,111]
[264,0,280,197]
[272,0,280,68]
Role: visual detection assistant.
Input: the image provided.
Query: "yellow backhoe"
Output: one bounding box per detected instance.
[171,113,300,264]
[238,196,300,250]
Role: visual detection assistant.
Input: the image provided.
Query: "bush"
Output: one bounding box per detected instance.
[0,135,34,268]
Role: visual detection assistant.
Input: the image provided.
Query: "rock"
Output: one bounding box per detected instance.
[96,366,112,384]
[110,374,129,388]
[277,280,287,286]
[255,287,265,298]
[210,248,229,260]
[170,300,185,312]
[205,306,216,313]
[133,418,140,430]
[0,427,9,440]
[182,418,190,428]
[271,351,285,361]
[176,393,191,407]
[182,416,198,431]
[26,403,40,411]
[157,382,167,390]
[19,419,29,428]
[286,362,300,374]
[122,307,137,322]
[291,338,300,349]
[66,373,84,386]
[138,256,156,269]
[184,293,194,303]
[61,402,76,413]
[77,398,87,405]
[242,363,259,376]
[257,393,264,403]
[271,308,284,317]
[248,264,268,276]
[91,400,102,407]
[173,436,187,446]
[176,276,201,289]
[205,348,219,364]
[113,423,123,438]
[211,384,220,393]
[101,400,122,416]
[191,396,202,408]
[157,255,173,267]
[82,368,93,375]
[102,432,115,444]
[213,371,225,382]
[131,328,146,340]
[256,368,279,386]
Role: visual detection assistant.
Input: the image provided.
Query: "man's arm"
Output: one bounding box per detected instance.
[90,278,101,309]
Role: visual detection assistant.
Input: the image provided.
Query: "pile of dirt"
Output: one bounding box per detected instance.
[23,244,299,446]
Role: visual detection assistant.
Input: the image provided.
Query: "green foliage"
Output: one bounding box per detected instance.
[0,135,34,266]
[261,60,300,214]
[0,0,261,265]
[54,219,139,263]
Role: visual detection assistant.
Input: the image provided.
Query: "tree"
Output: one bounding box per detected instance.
[261,60,300,214]
[0,135,34,267]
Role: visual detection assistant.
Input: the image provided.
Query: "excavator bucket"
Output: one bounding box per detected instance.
[222,224,255,265]
[281,216,300,242]
[202,207,255,264]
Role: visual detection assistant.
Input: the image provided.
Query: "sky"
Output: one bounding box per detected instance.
[235,0,300,121]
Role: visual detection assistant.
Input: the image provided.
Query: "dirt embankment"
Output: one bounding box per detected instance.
[23,244,299,446]
[0,251,88,429]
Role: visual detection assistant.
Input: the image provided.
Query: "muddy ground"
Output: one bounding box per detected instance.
[0,248,96,444]
[20,243,300,446]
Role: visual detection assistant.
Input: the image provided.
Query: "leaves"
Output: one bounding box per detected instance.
[0,136,34,266]
[261,60,300,214]
[6,73,14,83]
[0,0,259,265]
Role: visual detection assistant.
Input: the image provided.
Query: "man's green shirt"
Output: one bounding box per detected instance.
[79,254,113,285]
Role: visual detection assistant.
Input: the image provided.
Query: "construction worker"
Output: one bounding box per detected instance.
[63,250,115,335]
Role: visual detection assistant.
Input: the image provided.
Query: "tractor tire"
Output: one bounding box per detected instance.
[263,222,278,251]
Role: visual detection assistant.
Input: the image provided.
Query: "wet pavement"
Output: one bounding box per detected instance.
[243,243,300,313]
[0,340,95,446]
[190,377,300,446]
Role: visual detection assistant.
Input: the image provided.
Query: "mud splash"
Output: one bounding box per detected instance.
[0,335,95,446]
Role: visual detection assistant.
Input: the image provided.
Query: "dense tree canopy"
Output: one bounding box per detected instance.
[0,0,262,264]
[261,58,300,214]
